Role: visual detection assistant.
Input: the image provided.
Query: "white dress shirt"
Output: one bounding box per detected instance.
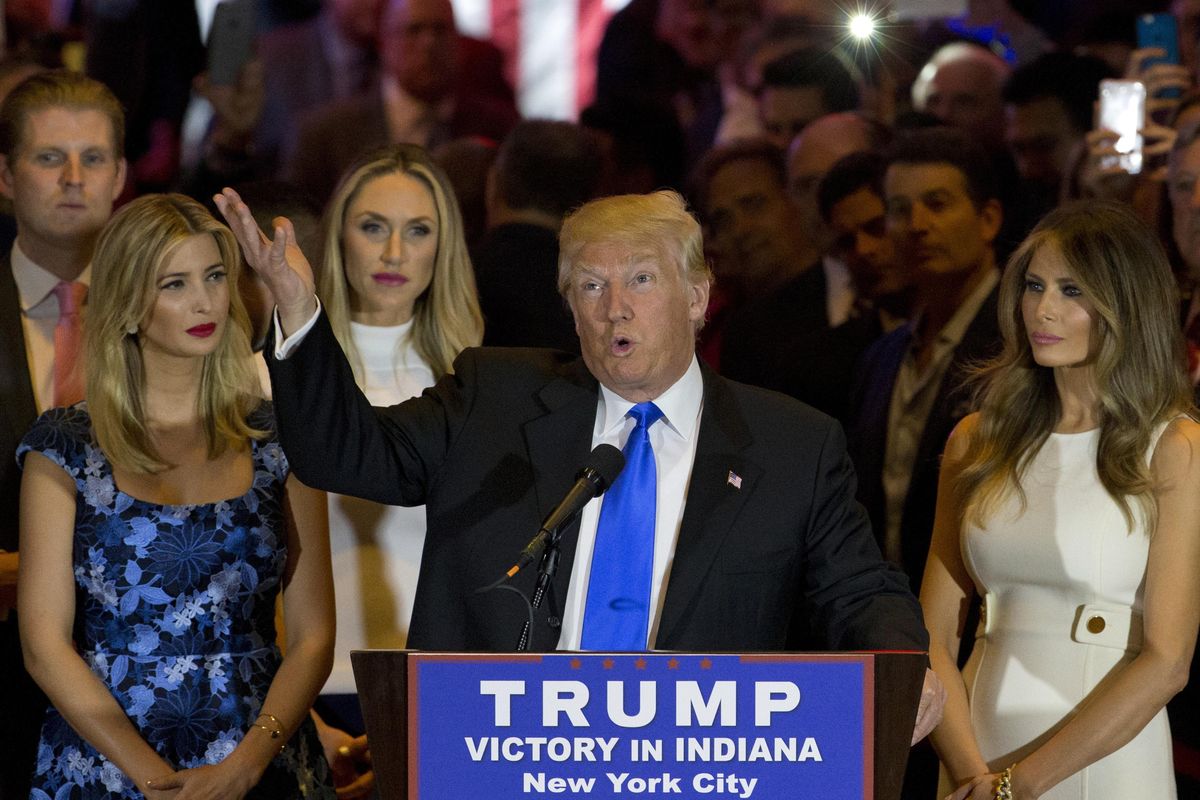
[11,241,91,413]
[557,357,704,650]
[275,305,707,651]
[882,269,998,562]
[823,255,855,328]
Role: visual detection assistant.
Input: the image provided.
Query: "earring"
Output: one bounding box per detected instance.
[125,323,138,336]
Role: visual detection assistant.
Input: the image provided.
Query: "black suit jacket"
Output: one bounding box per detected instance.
[267,312,927,653]
[719,263,830,390]
[0,248,48,799]
[776,312,884,428]
[594,0,721,169]
[476,223,578,353]
[847,287,1001,591]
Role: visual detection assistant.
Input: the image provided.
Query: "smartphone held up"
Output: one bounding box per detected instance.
[1098,79,1147,175]
[1137,13,1182,99]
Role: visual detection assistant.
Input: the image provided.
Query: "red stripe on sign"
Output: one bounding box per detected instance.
[490,0,521,101]
[575,0,609,114]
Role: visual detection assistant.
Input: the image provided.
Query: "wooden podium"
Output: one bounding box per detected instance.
[352,650,925,799]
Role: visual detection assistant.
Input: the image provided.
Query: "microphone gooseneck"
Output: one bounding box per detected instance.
[510,444,625,651]
[507,444,625,578]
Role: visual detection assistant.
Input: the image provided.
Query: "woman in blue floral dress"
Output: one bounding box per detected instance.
[17,194,336,799]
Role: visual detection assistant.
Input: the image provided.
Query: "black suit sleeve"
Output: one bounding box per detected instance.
[801,422,929,652]
[265,310,467,505]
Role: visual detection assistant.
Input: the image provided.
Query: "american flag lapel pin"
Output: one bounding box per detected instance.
[726,470,742,490]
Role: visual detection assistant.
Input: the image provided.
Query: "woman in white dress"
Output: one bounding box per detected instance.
[308,145,483,795]
[921,200,1200,800]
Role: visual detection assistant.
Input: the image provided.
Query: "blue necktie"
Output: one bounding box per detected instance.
[581,402,664,650]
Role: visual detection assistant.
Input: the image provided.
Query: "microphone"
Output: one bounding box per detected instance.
[506,444,625,578]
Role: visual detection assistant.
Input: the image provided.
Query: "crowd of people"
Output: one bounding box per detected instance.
[0,0,1198,798]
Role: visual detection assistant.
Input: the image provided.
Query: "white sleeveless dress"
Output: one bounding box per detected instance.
[952,425,1176,799]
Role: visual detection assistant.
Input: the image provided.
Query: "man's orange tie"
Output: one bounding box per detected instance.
[52,280,87,407]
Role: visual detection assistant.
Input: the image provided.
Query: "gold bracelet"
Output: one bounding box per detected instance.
[253,712,284,739]
[993,765,1015,800]
[252,712,288,753]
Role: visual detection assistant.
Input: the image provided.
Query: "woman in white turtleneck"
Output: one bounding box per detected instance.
[311,144,483,796]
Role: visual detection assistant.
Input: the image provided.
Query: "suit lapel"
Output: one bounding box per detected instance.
[848,324,911,541]
[913,287,1000,468]
[521,359,600,617]
[861,325,911,441]
[655,367,760,646]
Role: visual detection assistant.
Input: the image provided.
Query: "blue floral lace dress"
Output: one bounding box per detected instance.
[17,405,334,799]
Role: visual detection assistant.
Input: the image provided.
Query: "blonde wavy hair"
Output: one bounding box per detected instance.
[318,144,483,380]
[959,200,1193,532]
[85,193,263,474]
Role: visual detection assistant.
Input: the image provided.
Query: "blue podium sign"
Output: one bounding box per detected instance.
[407,653,874,799]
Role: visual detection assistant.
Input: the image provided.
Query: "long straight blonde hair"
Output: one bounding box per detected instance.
[959,200,1193,532]
[318,145,483,381]
[85,194,264,473]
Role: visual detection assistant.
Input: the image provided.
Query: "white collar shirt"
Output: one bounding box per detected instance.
[11,240,91,413]
[882,268,998,562]
[823,255,855,328]
[557,355,706,651]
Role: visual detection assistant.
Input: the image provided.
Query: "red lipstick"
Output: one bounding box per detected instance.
[187,323,217,338]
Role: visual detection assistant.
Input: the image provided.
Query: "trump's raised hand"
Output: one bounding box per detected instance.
[214,187,317,338]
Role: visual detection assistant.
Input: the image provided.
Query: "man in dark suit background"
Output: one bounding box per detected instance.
[284,0,518,203]
[771,151,915,427]
[689,138,822,373]
[476,119,604,353]
[217,186,945,742]
[844,129,1002,800]
[594,0,759,172]
[847,129,1003,596]
[717,115,896,421]
[257,0,384,172]
[0,70,127,800]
